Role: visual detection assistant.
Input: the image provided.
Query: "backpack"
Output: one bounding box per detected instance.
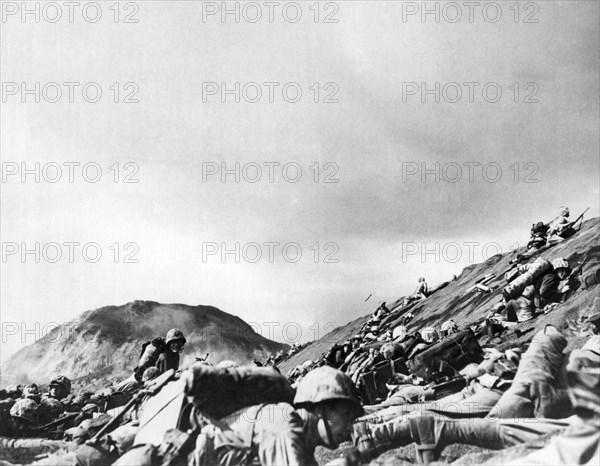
[133,365,294,451]
[531,221,549,235]
[407,329,483,383]
[134,337,166,381]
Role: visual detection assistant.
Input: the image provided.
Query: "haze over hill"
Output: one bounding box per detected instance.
[0,301,289,386]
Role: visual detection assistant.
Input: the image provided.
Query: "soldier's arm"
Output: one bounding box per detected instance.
[256,408,315,466]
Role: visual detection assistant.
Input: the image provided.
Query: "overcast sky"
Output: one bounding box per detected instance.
[1,1,599,362]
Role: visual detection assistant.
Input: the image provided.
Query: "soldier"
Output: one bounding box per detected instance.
[135,328,187,381]
[547,206,573,244]
[47,376,71,401]
[38,397,64,425]
[115,366,364,466]
[22,384,41,403]
[5,398,40,438]
[352,327,593,464]
[155,328,186,374]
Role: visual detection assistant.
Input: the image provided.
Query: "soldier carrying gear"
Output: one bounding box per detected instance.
[134,329,188,382]
[49,375,71,400]
[547,206,578,244]
[156,328,186,375]
[165,328,186,346]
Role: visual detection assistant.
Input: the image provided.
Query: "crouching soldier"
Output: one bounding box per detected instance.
[546,206,574,244]
[495,258,575,330]
[114,366,364,466]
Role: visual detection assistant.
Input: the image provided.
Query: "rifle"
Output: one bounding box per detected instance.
[568,207,590,230]
[33,411,80,433]
[86,368,176,447]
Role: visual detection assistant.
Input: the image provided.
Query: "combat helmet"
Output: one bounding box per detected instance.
[421,327,439,343]
[50,375,72,398]
[165,328,186,345]
[10,398,39,425]
[39,397,64,424]
[552,257,571,273]
[294,366,363,416]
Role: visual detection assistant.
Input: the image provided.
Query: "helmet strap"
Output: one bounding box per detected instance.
[318,405,336,447]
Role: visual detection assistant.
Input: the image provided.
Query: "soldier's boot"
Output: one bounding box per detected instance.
[530,381,572,418]
[352,419,413,462]
[409,415,505,464]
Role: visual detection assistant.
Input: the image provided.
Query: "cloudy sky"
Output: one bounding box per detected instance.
[1,1,599,362]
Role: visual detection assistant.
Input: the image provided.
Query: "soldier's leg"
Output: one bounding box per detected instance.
[409,415,571,463]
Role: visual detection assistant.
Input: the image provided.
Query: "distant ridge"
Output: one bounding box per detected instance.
[1,300,289,386]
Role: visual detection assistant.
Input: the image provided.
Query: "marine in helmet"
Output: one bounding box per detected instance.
[155,328,186,374]
[421,327,439,344]
[403,277,429,306]
[547,206,573,244]
[38,396,64,425]
[490,257,576,333]
[48,376,71,401]
[131,328,188,383]
[156,366,362,466]
[7,398,40,437]
[22,384,41,403]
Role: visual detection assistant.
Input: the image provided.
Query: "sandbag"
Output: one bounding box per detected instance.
[504,258,552,300]
[407,329,483,383]
[183,364,294,419]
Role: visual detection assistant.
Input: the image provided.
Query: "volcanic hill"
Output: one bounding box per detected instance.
[1,301,289,386]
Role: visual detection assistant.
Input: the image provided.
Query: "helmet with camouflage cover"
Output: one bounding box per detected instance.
[10,398,39,424]
[294,366,363,417]
[165,328,186,345]
[421,327,439,343]
[50,375,72,396]
[142,366,160,382]
[552,257,571,273]
[39,397,64,424]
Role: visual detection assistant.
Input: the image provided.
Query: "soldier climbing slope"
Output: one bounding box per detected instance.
[134,328,187,382]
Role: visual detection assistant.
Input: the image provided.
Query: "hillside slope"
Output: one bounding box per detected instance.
[280,217,600,374]
[1,301,289,386]
[306,218,599,465]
